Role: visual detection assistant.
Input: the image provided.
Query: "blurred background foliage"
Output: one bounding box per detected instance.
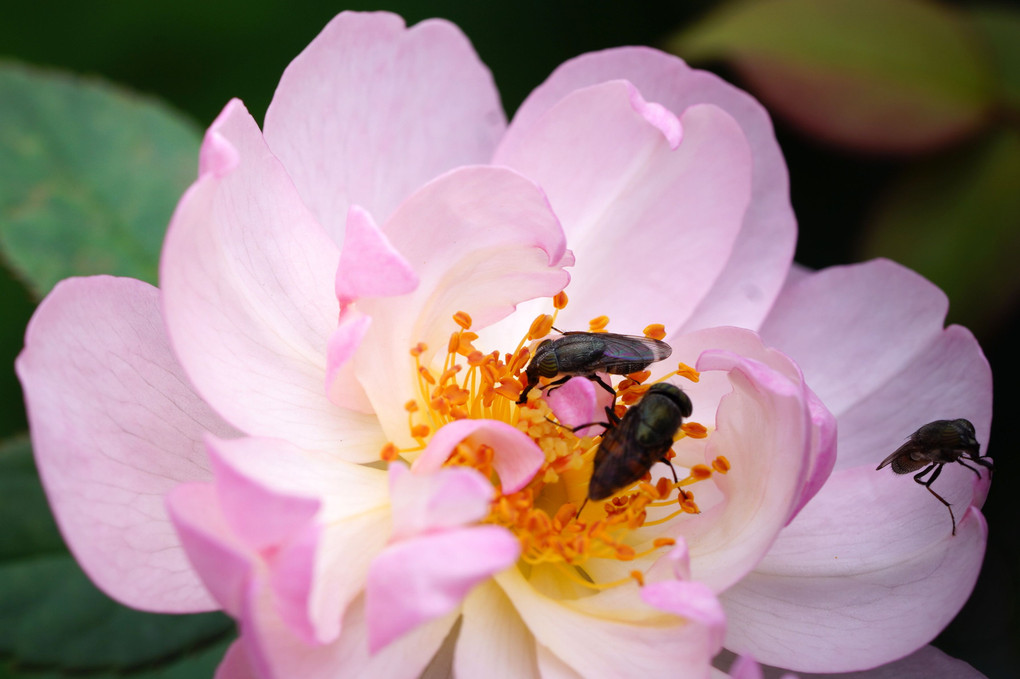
[1,0,1017,676]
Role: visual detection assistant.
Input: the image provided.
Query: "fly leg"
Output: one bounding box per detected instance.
[914,463,955,536]
[659,453,679,484]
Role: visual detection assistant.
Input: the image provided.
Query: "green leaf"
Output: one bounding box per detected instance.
[968,5,1020,115]
[862,127,1020,334]
[0,436,234,674]
[670,0,996,153]
[0,555,233,672]
[0,62,201,298]
[0,436,63,560]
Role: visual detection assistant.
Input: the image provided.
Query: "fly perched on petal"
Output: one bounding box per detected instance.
[17,11,991,679]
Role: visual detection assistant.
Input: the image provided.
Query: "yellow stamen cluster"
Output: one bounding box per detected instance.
[381,298,730,591]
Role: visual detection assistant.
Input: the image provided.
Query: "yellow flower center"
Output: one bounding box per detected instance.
[380,292,729,592]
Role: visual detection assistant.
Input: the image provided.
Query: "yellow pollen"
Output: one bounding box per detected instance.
[380,303,723,592]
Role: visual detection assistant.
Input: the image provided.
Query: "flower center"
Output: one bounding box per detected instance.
[380,293,729,591]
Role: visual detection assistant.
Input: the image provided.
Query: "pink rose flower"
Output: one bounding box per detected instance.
[16,11,990,678]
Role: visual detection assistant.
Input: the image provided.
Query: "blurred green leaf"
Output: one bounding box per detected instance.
[0,555,233,672]
[0,637,231,678]
[0,265,35,437]
[968,5,1020,115]
[0,437,63,560]
[0,62,201,298]
[862,128,1020,333]
[670,0,995,153]
[0,436,234,674]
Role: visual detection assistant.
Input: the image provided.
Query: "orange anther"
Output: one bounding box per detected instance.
[681,422,708,439]
[643,323,666,340]
[453,311,473,329]
[690,464,712,481]
[676,363,700,383]
[627,370,651,383]
[410,342,428,357]
[411,424,431,439]
[553,290,569,309]
[380,443,399,462]
[528,314,555,340]
[418,366,436,384]
[655,477,673,498]
[404,400,419,413]
[630,570,645,587]
[554,504,577,527]
[653,537,676,548]
[712,455,731,474]
[588,315,610,331]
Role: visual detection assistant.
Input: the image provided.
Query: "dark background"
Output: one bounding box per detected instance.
[2,1,1016,676]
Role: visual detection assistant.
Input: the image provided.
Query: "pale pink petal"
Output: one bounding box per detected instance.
[508,47,795,331]
[207,435,390,520]
[366,526,520,651]
[206,440,321,552]
[413,419,545,493]
[455,581,539,679]
[543,375,616,438]
[722,509,987,672]
[160,99,385,462]
[203,435,391,643]
[215,641,257,679]
[536,646,584,679]
[679,345,818,592]
[335,205,418,305]
[496,80,751,334]
[727,654,764,679]
[389,462,494,540]
[641,580,726,647]
[760,260,992,475]
[760,259,950,415]
[353,166,571,443]
[324,308,372,408]
[263,11,505,241]
[166,483,252,617]
[777,644,986,678]
[831,326,991,475]
[242,586,455,679]
[496,568,721,678]
[15,276,233,612]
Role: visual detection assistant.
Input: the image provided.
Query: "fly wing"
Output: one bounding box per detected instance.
[587,333,672,374]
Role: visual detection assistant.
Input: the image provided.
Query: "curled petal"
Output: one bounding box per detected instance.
[497,568,721,677]
[366,526,520,652]
[264,11,506,240]
[335,205,418,305]
[354,165,572,445]
[241,587,455,679]
[543,375,616,438]
[680,338,824,592]
[388,462,494,540]
[413,419,545,493]
[16,276,233,612]
[641,580,726,649]
[508,47,795,331]
[161,98,385,462]
[497,80,751,335]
